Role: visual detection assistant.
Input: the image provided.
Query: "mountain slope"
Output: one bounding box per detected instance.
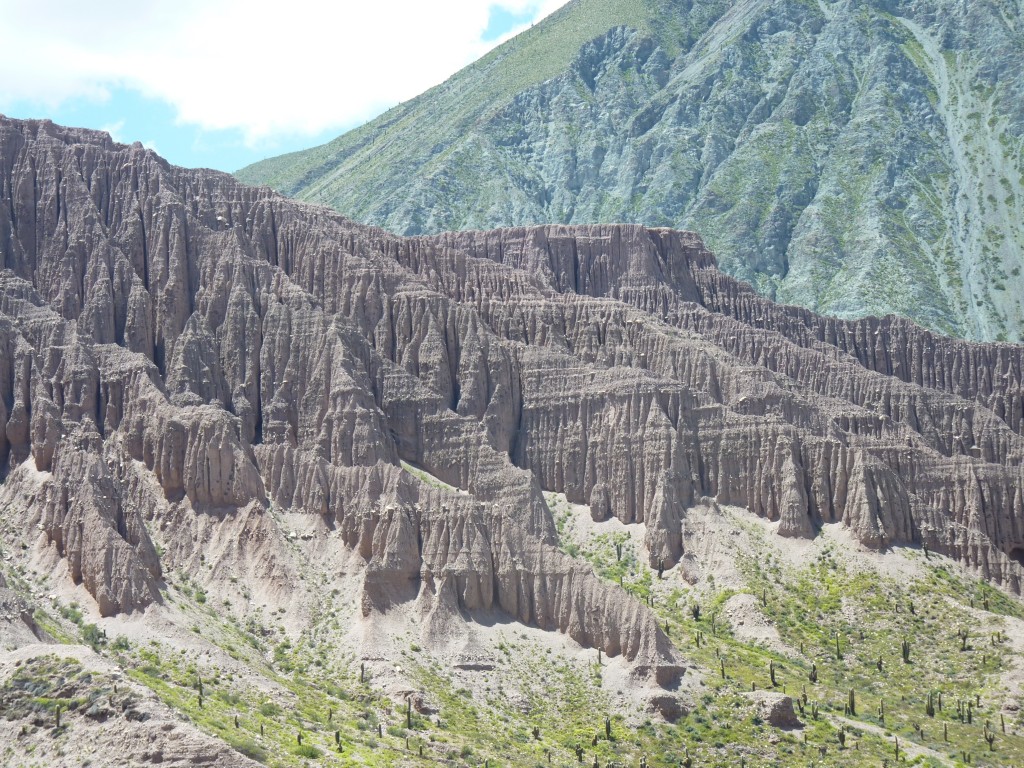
[237,0,1024,342]
[4,116,1024,764]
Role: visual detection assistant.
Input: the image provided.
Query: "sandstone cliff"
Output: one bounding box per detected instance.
[1,117,1022,691]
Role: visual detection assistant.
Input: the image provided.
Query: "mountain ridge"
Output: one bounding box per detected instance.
[238,0,1024,342]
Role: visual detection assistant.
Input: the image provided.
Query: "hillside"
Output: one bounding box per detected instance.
[237,0,1024,342]
[3,116,1024,765]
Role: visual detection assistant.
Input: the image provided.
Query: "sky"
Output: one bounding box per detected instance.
[0,0,570,172]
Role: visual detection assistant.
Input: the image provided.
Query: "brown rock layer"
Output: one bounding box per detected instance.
[0,118,682,679]
[0,115,1022,690]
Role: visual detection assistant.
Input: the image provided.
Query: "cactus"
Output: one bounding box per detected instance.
[878,699,885,723]
[55,704,62,728]
[407,698,412,728]
[958,627,970,651]
[297,732,303,745]
[926,692,935,717]
[762,586,767,607]
[835,632,842,660]
[770,660,777,687]
[838,726,845,748]
[234,713,239,728]
[811,702,819,720]
[615,542,622,561]
[261,723,265,737]
[985,723,996,751]
[532,726,540,740]
[809,662,817,683]
[575,744,584,762]
[876,655,882,672]
[691,603,701,621]
[658,559,664,579]
[720,658,726,679]
[335,730,341,746]
[360,662,365,683]
[597,648,602,666]
[894,735,900,760]
[848,688,856,716]
[902,637,911,663]
[604,715,611,740]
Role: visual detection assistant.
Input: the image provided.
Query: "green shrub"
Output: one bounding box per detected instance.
[259,701,281,717]
[294,743,322,758]
[81,623,104,649]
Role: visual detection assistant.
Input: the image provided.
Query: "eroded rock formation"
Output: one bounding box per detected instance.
[0,118,1022,690]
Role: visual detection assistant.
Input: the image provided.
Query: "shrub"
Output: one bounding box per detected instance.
[259,701,282,717]
[81,623,105,649]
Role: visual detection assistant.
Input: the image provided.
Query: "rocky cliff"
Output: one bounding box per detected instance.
[237,0,1024,343]
[1,117,1023,692]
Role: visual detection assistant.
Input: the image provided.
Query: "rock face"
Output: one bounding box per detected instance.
[743,691,802,730]
[1,115,1023,692]
[0,572,46,649]
[0,117,681,683]
[237,0,1024,342]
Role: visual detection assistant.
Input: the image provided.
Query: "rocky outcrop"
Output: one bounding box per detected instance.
[1,115,1023,696]
[238,0,1024,342]
[0,571,46,649]
[0,118,682,681]
[743,691,803,730]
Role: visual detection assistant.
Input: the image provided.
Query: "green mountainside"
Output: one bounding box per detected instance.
[237,0,1024,342]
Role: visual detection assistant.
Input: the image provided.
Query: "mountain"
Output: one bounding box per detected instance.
[3,116,1024,765]
[237,0,1024,343]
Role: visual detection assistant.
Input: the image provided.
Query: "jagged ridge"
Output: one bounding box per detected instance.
[1,118,1023,695]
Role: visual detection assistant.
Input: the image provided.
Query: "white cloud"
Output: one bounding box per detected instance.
[0,0,570,145]
[99,120,126,143]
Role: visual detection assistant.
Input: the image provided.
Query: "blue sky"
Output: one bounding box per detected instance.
[0,1,567,172]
